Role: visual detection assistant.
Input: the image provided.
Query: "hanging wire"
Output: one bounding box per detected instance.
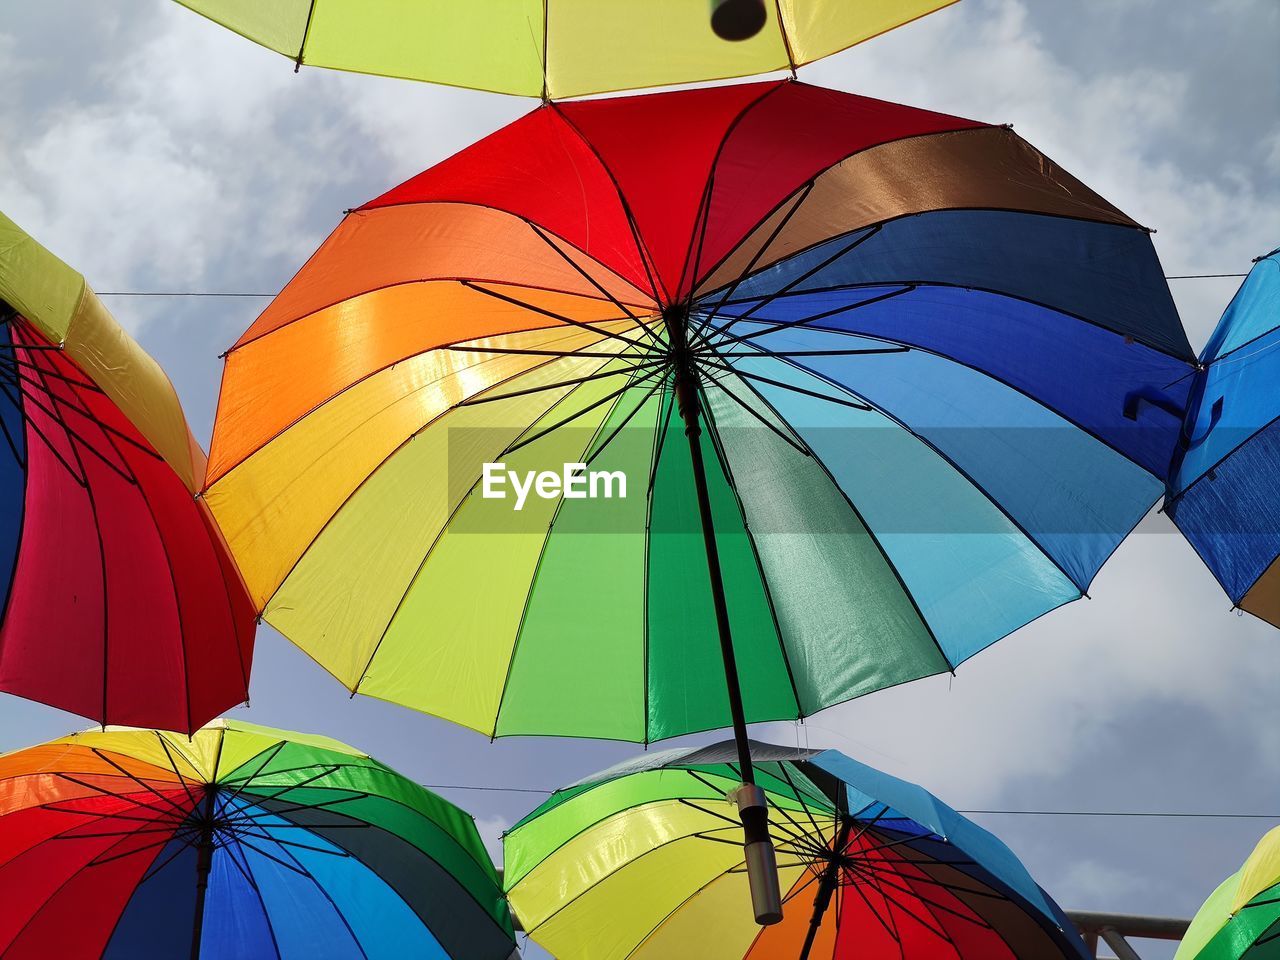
[88,270,1249,301]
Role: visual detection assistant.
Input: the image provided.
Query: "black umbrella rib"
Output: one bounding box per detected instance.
[457,355,665,406]
[0,352,100,391]
[699,182,816,331]
[700,284,917,351]
[0,370,146,484]
[87,832,188,868]
[855,860,1004,903]
[578,374,667,469]
[697,357,872,411]
[156,737,204,812]
[708,347,909,358]
[229,836,313,876]
[704,225,883,338]
[237,765,344,807]
[500,364,667,458]
[444,345,634,359]
[523,220,666,347]
[844,867,903,942]
[1,361,159,460]
[698,369,811,456]
[239,791,370,821]
[459,280,653,352]
[216,742,290,811]
[848,859,994,931]
[86,750,191,815]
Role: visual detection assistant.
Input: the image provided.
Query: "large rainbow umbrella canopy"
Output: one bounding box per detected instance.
[504,740,1091,959]
[0,720,517,959]
[205,80,1195,745]
[172,0,955,98]
[1176,825,1280,959]
[0,211,254,732]
[1167,248,1280,626]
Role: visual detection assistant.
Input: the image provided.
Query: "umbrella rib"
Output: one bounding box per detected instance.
[848,859,993,931]
[88,832,190,867]
[774,762,828,837]
[697,368,812,456]
[499,363,666,458]
[697,356,872,411]
[460,280,654,353]
[0,351,101,391]
[238,765,344,806]
[696,284,916,352]
[443,345,634,359]
[702,362,955,677]
[523,219,665,347]
[240,791,370,821]
[85,752,192,815]
[456,355,666,406]
[221,841,287,959]
[708,347,910,358]
[712,345,1095,597]
[709,225,883,337]
[216,742,289,811]
[490,362,664,739]
[1,830,172,953]
[1,359,162,463]
[138,832,202,883]
[0,368,145,485]
[844,865,903,943]
[853,857,1001,900]
[0,376,88,485]
[345,355,627,697]
[547,102,666,304]
[677,81,790,300]
[695,396,810,722]
[699,181,816,330]
[574,374,667,470]
[246,830,374,960]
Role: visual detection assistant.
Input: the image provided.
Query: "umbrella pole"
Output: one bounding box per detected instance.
[668,305,782,925]
[798,817,853,960]
[190,789,216,960]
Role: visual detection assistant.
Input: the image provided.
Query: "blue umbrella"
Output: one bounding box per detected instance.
[1167,248,1280,625]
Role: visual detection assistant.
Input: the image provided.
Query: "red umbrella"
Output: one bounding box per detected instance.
[0,211,255,732]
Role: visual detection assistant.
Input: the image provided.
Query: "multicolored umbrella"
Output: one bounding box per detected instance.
[1166,248,1280,626]
[171,0,955,99]
[205,79,1194,916]
[0,211,254,732]
[504,740,1090,959]
[1176,825,1280,959]
[0,720,518,959]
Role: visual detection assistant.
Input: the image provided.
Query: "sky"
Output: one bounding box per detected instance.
[1,2,1278,958]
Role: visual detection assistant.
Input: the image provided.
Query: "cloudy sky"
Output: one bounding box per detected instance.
[2,2,1278,957]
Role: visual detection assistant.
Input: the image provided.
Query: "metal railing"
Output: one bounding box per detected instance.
[1066,911,1191,959]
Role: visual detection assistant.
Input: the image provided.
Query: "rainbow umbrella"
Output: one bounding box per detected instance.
[0,211,254,732]
[1176,825,1280,959]
[204,80,1194,916]
[504,740,1090,959]
[0,720,517,959]
[1166,248,1280,626]
[171,0,955,99]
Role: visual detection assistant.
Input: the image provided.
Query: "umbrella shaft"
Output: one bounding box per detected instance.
[191,795,215,960]
[676,365,756,788]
